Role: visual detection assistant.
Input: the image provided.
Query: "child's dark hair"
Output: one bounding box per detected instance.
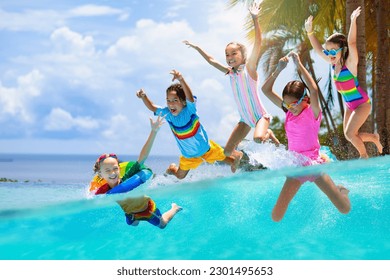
[226,42,247,62]
[166,83,186,102]
[326,33,349,66]
[282,80,307,100]
[281,79,309,113]
[93,153,120,173]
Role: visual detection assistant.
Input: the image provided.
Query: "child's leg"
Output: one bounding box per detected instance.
[314,173,350,214]
[272,178,302,222]
[159,203,183,229]
[166,163,190,179]
[224,122,251,156]
[344,103,381,158]
[253,117,270,143]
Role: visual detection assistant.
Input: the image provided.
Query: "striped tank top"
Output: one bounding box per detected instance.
[333,65,370,111]
[228,65,270,127]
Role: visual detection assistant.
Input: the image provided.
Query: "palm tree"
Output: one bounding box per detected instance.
[371,0,390,154]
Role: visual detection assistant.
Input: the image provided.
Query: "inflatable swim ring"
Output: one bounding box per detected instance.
[89,161,152,195]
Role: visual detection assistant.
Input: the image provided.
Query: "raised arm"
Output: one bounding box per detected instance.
[346,6,361,73]
[305,15,329,63]
[183,40,229,74]
[289,52,320,118]
[136,89,158,113]
[246,1,262,79]
[137,114,165,165]
[261,57,288,110]
[170,69,194,103]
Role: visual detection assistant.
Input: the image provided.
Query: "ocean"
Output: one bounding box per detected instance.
[0,144,389,260]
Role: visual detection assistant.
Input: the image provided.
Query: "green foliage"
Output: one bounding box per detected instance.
[269,116,287,145]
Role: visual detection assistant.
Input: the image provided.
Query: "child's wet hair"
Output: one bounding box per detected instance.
[326,33,349,65]
[93,153,119,173]
[226,42,247,62]
[282,80,307,100]
[166,83,186,102]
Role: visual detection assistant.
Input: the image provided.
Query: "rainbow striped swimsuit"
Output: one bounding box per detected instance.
[333,65,370,111]
[228,65,270,127]
[155,99,210,158]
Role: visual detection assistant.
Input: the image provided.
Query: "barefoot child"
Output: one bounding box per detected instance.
[261,52,351,221]
[183,1,279,157]
[91,115,182,229]
[137,70,241,179]
[305,7,382,158]
[118,196,182,229]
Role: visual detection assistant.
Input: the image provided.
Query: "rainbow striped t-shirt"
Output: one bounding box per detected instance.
[155,100,210,158]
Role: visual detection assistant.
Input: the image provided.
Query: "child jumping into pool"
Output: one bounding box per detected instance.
[90,115,182,229]
[183,1,279,158]
[261,51,350,222]
[136,69,241,179]
[304,7,382,158]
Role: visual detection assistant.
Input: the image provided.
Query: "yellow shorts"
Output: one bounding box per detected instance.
[179,140,226,170]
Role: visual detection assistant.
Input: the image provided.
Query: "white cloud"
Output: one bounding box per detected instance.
[69,5,125,17]
[0,69,44,122]
[106,36,140,57]
[44,108,99,131]
[50,27,95,56]
[101,114,135,139]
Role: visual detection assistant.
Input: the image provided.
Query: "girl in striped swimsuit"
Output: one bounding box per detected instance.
[305,6,382,158]
[183,1,279,160]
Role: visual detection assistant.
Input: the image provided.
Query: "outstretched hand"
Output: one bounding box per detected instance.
[350,6,361,21]
[170,69,183,82]
[249,1,261,17]
[304,15,313,33]
[136,88,146,99]
[150,113,166,132]
[276,56,288,72]
[183,40,196,48]
[288,51,300,66]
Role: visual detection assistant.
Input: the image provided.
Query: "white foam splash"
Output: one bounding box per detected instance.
[238,140,305,170]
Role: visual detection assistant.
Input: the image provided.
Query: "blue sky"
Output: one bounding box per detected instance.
[0,0,331,156]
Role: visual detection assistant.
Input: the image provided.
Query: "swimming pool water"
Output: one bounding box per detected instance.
[0,154,389,260]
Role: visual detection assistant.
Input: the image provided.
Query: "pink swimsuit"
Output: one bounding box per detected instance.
[285,106,324,165]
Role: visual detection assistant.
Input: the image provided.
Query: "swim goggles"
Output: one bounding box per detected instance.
[282,91,307,110]
[322,47,343,56]
[96,153,118,163]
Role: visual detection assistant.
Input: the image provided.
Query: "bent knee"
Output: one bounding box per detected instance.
[344,130,357,141]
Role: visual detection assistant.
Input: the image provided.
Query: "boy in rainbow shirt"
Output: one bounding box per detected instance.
[137,70,241,179]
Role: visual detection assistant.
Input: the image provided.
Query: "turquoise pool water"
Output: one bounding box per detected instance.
[0,152,389,260]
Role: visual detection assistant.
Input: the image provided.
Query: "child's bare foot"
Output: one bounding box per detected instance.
[231,150,243,173]
[172,203,183,213]
[374,133,383,154]
[165,163,177,175]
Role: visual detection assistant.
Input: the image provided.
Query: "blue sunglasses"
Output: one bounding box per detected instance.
[323,47,343,56]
